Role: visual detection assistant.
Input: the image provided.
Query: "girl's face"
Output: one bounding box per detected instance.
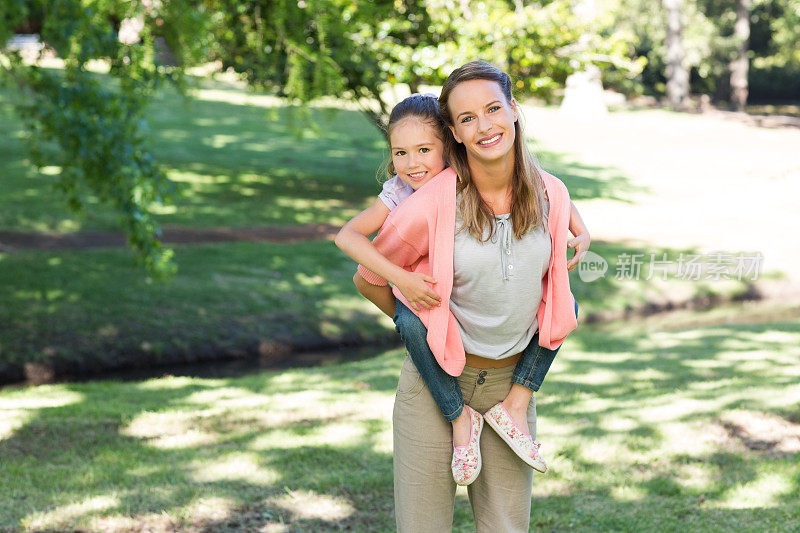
[390,117,446,190]
[447,79,518,164]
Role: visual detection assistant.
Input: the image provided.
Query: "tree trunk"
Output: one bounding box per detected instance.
[459,0,473,20]
[730,0,751,112]
[663,0,689,110]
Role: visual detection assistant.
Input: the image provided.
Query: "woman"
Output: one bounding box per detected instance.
[356,61,583,531]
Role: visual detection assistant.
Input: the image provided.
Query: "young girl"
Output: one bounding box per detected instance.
[334,92,589,486]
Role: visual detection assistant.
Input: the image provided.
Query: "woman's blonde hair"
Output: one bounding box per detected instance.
[438,61,546,241]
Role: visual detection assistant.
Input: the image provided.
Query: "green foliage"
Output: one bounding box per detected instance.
[749,63,800,100]
[10,63,177,275]
[207,0,639,127]
[418,0,584,101]
[0,0,211,278]
[599,0,722,97]
[206,0,425,128]
[600,0,800,102]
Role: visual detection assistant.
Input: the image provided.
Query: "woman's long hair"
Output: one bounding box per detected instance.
[438,61,546,241]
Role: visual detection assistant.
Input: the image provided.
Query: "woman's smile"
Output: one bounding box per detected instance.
[447,79,518,162]
[477,133,503,147]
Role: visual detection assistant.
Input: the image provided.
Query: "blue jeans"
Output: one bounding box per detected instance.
[393,299,578,422]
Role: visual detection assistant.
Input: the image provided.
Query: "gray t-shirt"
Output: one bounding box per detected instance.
[449,200,551,359]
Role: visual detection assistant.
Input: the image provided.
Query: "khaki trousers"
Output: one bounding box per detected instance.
[393,354,537,532]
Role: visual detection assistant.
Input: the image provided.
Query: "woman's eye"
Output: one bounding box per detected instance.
[460,116,473,124]
[394,151,406,156]
[420,148,430,153]
[488,106,501,112]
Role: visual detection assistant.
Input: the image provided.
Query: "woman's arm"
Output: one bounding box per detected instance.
[566,200,590,272]
[334,199,440,310]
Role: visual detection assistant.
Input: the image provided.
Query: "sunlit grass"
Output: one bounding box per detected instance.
[0,78,385,232]
[0,74,664,233]
[0,236,757,379]
[1,320,798,531]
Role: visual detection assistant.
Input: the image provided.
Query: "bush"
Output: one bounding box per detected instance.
[749,64,800,102]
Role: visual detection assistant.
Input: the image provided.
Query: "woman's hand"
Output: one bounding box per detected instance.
[395,271,441,311]
[567,233,590,272]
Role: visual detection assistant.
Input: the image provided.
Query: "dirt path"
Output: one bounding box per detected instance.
[0,223,340,251]
[522,104,800,286]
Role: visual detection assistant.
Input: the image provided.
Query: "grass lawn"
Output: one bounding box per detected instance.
[0,240,391,379]
[0,75,788,378]
[0,77,385,233]
[1,315,798,531]
[0,236,756,380]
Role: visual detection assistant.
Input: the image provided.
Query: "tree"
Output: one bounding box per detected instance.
[206,0,642,129]
[1,0,210,279]
[2,0,637,276]
[730,0,751,110]
[605,0,800,104]
[663,0,690,108]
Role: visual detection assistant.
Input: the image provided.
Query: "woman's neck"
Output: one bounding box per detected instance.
[468,153,515,214]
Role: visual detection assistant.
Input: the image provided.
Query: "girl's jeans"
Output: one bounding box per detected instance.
[393,298,578,422]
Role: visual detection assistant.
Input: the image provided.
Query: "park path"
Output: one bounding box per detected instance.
[523,104,800,287]
[0,223,339,251]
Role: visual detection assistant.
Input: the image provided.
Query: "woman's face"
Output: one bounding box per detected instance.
[390,117,446,190]
[447,79,518,164]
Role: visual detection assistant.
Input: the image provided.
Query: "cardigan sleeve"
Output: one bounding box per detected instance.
[355,205,430,286]
[537,171,578,349]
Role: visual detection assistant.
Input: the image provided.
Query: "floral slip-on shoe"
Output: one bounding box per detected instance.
[483,402,547,473]
[451,404,484,486]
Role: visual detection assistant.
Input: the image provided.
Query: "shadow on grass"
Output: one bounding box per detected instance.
[0,241,396,383]
[1,81,648,233]
[529,494,799,531]
[1,322,798,530]
[0,356,402,531]
[0,236,753,385]
[536,148,650,203]
[0,86,386,231]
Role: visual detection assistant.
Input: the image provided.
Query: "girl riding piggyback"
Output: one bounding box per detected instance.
[335,93,448,319]
[335,92,590,487]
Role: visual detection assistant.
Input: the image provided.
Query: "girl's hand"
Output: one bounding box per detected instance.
[567,233,590,272]
[396,271,441,311]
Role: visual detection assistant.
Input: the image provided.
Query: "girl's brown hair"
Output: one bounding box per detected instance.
[379,93,450,180]
[438,61,546,241]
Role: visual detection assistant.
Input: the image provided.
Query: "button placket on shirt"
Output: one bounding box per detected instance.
[495,216,514,280]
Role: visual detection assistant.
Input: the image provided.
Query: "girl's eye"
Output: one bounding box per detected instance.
[394,150,406,156]
[488,105,501,112]
[420,148,430,153]
[460,116,473,124]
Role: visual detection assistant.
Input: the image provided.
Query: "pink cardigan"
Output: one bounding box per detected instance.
[357,167,577,376]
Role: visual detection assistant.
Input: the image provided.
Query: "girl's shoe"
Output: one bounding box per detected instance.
[483,403,547,473]
[451,404,483,486]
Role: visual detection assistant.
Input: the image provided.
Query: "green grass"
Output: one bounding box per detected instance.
[0,240,395,375]
[0,75,644,233]
[0,75,777,376]
[0,237,756,378]
[0,78,386,232]
[1,318,798,531]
